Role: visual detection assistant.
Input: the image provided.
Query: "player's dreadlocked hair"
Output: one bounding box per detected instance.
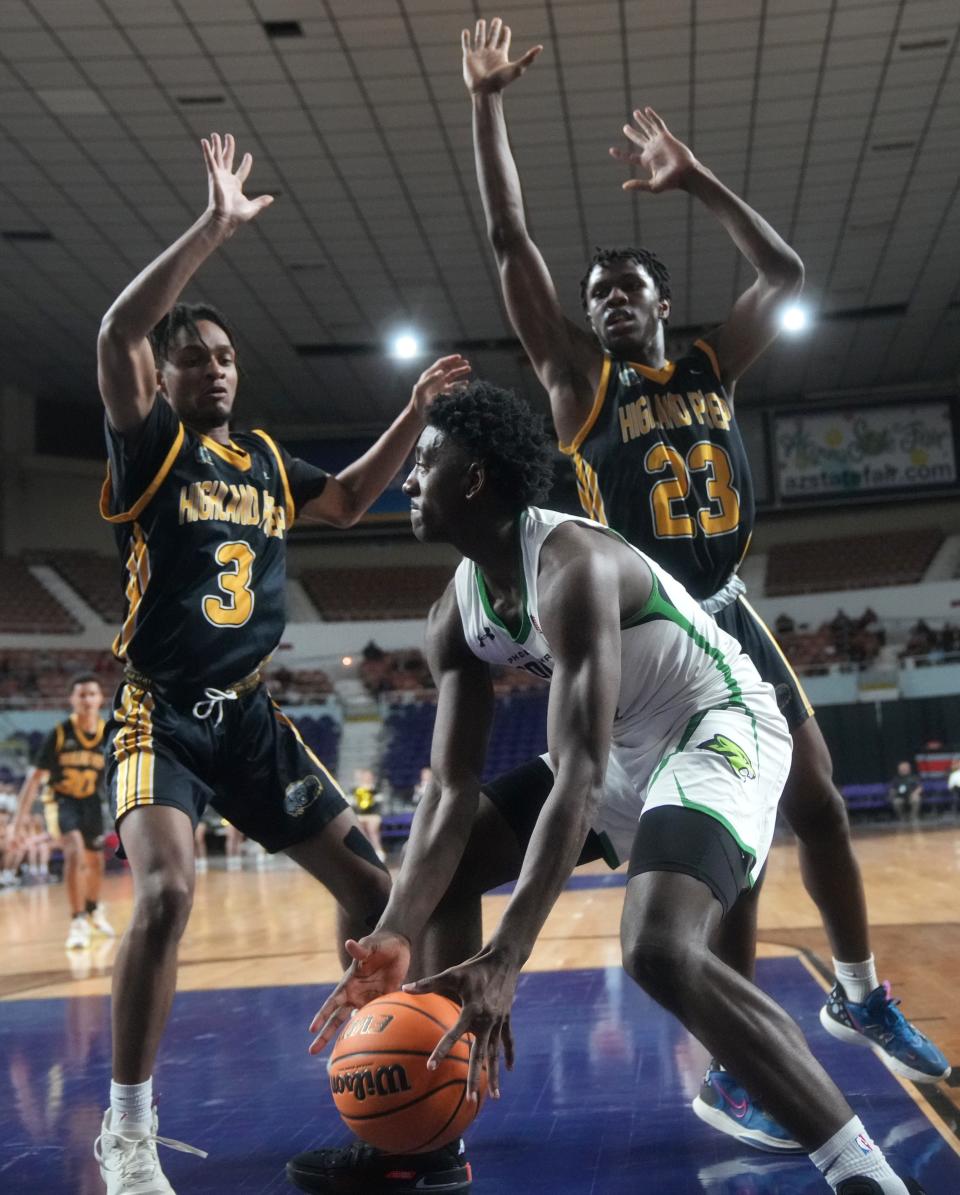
[427,380,554,511]
[150,303,238,364]
[578,246,672,316]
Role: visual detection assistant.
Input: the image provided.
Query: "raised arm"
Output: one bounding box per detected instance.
[97,133,273,434]
[298,355,470,528]
[464,18,601,444]
[612,107,804,394]
[308,584,494,1051]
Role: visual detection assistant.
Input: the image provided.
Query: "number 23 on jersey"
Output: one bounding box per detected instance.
[645,441,741,539]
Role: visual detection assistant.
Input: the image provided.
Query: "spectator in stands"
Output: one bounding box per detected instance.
[903,619,936,660]
[411,766,433,807]
[774,612,795,635]
[351,769,385,861]
[948,759,960,815]
[829,609,853,657]
[888,761,923,822]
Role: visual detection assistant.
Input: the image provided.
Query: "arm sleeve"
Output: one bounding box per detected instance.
[103,398,182,516]
[279,444,328,510]
[33,729,58,772]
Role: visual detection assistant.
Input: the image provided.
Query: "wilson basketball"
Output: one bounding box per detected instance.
[328,991,487,1153]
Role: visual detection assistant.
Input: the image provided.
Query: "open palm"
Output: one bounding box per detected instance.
[462,17,542,94]
[610,108,699,194]
[202,132,273,225]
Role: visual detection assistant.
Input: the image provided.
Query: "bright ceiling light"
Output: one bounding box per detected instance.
[390,332,421,359]
[781,304,809,333]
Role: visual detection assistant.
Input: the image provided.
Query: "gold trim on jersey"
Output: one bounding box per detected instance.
[270,700,345,797]
[113,683,156,820]
[628,357,676,385]
[252,429,295,526]
[738,595,815,718]
[70,715,106,751]
[55,722,65,754]
[694,338,722,382]
[100,422,185,524]
[559,356,613,456]
[113,523,150,660]
[570,453,609,525]
[199,434,252,472]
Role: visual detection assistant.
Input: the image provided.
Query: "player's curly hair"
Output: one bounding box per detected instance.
[427,380,554,511]
[579,246,672,316]
[150,303,238,364]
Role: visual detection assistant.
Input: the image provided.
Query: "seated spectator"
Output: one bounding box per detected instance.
[774,612,795,635]
[948,759,960,814]
[888,760,923,821]
[351,768,386,862]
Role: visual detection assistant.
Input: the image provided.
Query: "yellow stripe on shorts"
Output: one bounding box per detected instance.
[113,683,156,819]
[270,700,346,798]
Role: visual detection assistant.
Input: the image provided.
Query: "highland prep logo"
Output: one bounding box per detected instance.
[697,733,756,780]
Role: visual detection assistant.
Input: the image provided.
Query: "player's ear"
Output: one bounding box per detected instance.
[464,461,485,501]
[658,296,671,323]
[156,366,167,396]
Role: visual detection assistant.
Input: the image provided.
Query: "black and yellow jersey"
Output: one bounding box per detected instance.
[560,340,753,601]
[34,715,107,801]
[101,397,328,691]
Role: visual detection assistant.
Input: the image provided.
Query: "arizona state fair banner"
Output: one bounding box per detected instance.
[774,401,957,501]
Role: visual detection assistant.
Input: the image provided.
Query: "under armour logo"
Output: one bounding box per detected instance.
[477,626,495,648]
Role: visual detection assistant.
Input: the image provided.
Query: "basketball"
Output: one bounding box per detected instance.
[328,991,487,1154]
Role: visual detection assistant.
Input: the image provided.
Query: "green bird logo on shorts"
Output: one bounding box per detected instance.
[697,733,756,781]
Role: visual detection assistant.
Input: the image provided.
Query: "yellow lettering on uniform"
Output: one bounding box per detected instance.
[707,393,730,431]
[222,485,240,521]
[210,481,228,521]
[637,396,655,435]
[244,486,261,526]
[669,394,692,426]
[179,485,198,524]
[198,480,215,520]
[260,491,275,534]
[619,404,634,443]
[273,505,287,538]
[654,394,673,429]
[689,393,707,424]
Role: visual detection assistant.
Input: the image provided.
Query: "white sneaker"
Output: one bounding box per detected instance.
[95,1107,207,1194]
[89,903,116,937]
[66,914,92,950]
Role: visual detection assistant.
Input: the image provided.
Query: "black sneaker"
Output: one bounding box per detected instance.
[836,1179,926,1194]
[286,1138,471,1193]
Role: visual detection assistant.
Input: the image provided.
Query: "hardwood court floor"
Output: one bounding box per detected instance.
[1,822,959,1192]
[2,823,958,1115]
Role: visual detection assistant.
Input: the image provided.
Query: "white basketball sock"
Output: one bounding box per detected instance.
[811,1116,908,1193]
[833,955,879,1004]
[110,1078,153,1130]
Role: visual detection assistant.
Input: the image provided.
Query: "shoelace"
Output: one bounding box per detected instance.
[873,981,923,1044]
[192,687,238,726]
[94,1126,208,1180]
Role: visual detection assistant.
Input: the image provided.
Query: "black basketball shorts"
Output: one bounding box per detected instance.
[54,794,105,851]
[105,680,349,853]
[714,596,814,732]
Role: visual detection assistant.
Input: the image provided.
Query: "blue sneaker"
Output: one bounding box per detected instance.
[692,1065,804,1154]
[820,980,951,1084]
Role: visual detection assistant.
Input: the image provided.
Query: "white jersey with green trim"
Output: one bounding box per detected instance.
[454,505,777,749]
[454,506,791,879]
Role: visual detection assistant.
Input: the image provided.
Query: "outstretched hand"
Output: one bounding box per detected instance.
[609,107,700,194]
[410,354,472,419]
[403,944,519,1100]
[202,132,274,227]
[462,17,542,95]
[308,931,412,1055]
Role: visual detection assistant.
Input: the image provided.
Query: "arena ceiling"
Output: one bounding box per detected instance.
[1,0,958,435]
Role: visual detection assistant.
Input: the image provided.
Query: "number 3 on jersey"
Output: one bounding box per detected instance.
[203,541,256,627]
[645,442,741,539]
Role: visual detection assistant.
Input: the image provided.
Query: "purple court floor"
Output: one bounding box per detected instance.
[1,959,957,1193]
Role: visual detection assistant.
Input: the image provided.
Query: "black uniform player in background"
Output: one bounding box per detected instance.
[460,15,947,1154]
[93,131,469,1195]
[12,674,114,950]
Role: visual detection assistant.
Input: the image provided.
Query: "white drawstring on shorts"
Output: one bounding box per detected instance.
[192,687,238,726]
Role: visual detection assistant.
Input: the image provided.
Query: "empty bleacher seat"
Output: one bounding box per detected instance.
[300,566,455,621]
[766,529,942,596]
[0,559,81,634]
